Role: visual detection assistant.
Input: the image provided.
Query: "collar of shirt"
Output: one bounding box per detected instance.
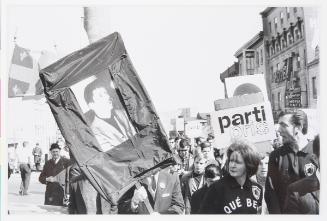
[226,174,252,189]
[52,157,61,164]
[285,140,312,154]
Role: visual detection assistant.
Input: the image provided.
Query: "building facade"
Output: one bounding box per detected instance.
[261,7,310,119]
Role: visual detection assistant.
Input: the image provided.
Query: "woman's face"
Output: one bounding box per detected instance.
[228,151,247,179]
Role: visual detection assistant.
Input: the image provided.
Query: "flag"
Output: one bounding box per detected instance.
[39,32,176,205]
[8,45,40,97]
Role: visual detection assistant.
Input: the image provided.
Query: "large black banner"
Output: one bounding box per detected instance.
[39,32,175,204]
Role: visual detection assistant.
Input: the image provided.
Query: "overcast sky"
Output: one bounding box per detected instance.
[5,5,264,114]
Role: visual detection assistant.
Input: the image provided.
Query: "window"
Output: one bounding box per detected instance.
[274,17,278,32]
[256,51,259,67]
[276,43,280,52]
[277,63,280,70]
[239,61,242,75]
[295,28,301,40]
[304,49,306,66]
[270,46,275,56]
[280,12,284,26]
[278,92,282,109]
[269,22,272,33]
[281,38,286,49]
[312,77,317,99]
[272,94,275,110]
[260,49,263,65]
[296,54,301,69]
[288,33,293,45]
[286,7,290,19]
[294,7,297,13]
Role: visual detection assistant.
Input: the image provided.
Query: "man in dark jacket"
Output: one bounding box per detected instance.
[191,164,221,214]
[39,143,71,206]
[118,167,184,214]
[283,135,320,214]
[265,110,317,214]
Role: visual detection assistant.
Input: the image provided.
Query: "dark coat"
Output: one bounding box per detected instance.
[190,185,209,214]
[118,168,184,214]
[181,171,205,214]
[283,174,319,214]
[264,141,316,213]
[39,157,71,206]
[200,175,263,214]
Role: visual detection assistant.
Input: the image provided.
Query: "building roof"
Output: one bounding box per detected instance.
[220,62,239,82]
[234,31,264,57]
[260,7,275,17]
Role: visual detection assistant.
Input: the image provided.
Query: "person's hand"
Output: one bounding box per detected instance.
[46,176,55,182]
[131,186,148,208]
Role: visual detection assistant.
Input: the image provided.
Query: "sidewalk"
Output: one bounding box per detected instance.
[8,171,68,214]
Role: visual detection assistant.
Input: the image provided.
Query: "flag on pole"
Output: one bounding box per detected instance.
[39,32,176,205]
[8,44,40,97]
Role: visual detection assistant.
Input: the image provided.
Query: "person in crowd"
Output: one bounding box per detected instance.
[69,160,117,214]
[200,139,262,214]
[39,143,71,206]
[181,152,207,214]
[272,124,283,149]
[252,152,270,214]
[118,167,184,214]
[176,139,194,177]
[283,135,320,214]
[57,137,70,159]
[84,77,136,152]
[265,110,317,214]
[16,141,33,195]
[200,141,218,166]
[168,137,177,155]
[190,164,221,214]
[32,142,43,171]
[8,143,17,176]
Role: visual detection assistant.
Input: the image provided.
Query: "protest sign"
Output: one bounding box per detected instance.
[210,102,275,149]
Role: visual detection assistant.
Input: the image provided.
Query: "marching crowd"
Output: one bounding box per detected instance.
[8,109,320,214]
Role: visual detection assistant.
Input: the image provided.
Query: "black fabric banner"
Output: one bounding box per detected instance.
[39,32,175,205]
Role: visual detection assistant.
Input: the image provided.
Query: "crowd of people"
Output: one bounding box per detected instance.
[8,109,320,215]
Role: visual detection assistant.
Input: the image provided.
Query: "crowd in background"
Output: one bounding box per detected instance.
[8,109,320,214]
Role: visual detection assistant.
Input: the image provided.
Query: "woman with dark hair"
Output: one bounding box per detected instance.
[199,139,262,214]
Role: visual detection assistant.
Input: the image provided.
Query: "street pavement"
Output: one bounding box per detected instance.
[8,171,68,214]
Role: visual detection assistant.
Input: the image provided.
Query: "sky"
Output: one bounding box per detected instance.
[5,5,265,114]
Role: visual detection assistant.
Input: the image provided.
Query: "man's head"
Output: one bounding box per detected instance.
[200,141,212,159]
[277,110,308,146]
[178,139,190,159]
[50,143,61,161]
[204,164,221,187]
[195,137,205,145]
[84,78,114,119]
[193,152,207,174]
[36,143,39,147]
[257,152,269,178]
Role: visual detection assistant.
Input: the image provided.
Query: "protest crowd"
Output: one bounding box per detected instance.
[8,109,320,215]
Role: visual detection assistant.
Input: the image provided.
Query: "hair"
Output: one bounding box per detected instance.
[50,143,60,151]
[193,151,207,162]
[205,164,221,179]
[179,139,190,149]
[84,77,113,104]
[200,141,211,150]
[226,139,261,177]
[313,135,320,159]
[279,109,308,135]
[195,137,204,144]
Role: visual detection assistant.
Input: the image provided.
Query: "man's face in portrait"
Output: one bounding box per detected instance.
[89,86,113,119]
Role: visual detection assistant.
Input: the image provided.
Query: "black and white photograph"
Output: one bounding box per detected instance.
[0,0,325,219]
